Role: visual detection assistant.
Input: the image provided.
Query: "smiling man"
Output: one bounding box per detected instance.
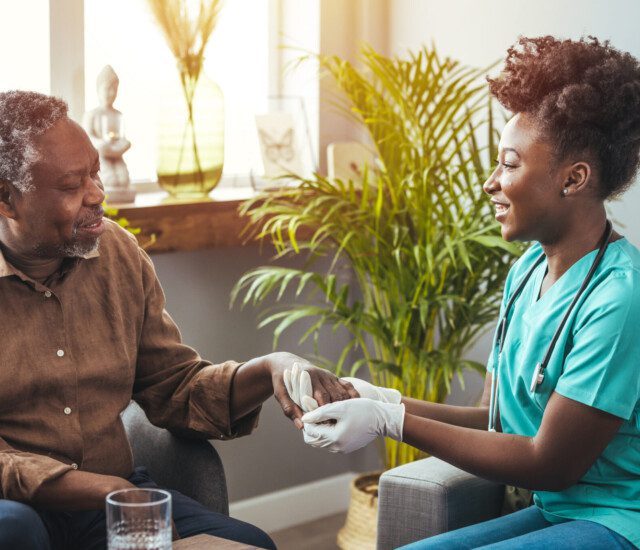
[0,91,356,549]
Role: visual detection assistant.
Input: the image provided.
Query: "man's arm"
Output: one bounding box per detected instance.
[0,436,134,510]
[402,391,623,491]
[32,470,134,511]
[230,353,358,430]
[133,245,357,438]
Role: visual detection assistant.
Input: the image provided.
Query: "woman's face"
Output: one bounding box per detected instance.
[483,113,568,242]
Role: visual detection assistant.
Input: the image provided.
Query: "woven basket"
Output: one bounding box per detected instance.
[337,471,382,550]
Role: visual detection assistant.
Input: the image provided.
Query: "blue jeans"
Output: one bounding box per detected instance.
[399,506,636,549]
[0,467,275,550]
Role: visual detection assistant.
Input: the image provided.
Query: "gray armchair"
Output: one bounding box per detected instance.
[122,401,229,515]
[377,457,504,550]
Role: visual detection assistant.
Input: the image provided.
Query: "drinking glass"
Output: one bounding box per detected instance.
[106,488,172,550]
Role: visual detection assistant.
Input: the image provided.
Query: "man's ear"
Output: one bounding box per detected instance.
[561,161,592,198]
[0,179,18,219]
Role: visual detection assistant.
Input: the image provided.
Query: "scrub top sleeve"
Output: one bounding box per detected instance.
[555,271,640,420]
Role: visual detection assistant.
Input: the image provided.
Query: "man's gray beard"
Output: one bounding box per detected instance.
[58,237,101,258]
[34,237,101,259]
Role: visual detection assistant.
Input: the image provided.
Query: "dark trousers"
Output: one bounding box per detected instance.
[0,467,276,550]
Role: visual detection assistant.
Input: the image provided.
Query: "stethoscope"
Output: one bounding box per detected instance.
[487,220,613,432]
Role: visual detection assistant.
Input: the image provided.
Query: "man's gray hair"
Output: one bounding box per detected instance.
[0,91,68,193]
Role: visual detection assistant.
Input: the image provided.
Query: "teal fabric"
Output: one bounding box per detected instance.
[487,238,640,548]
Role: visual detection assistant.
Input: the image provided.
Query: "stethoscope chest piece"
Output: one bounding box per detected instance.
[530,362,544,393]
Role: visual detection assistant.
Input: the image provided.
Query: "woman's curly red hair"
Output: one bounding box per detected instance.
[488,36,640,199]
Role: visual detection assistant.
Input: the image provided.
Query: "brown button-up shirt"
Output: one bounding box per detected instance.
[0,219,259,501]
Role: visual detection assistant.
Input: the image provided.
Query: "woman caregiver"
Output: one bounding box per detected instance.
[291,36,640,549]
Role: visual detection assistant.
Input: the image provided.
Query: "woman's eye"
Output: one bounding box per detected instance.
[493,159,518,171]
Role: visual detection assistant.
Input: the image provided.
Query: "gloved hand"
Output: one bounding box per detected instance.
[301,398,405,453]
[340,377,402,404]
[284,367,402,412]
[284,362,319,413]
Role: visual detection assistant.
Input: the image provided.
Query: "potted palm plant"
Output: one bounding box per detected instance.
[232,44,523,548]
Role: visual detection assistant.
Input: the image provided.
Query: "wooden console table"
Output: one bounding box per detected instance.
[109,188,258,255]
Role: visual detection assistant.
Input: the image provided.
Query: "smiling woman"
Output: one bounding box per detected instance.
[287,36,640,550]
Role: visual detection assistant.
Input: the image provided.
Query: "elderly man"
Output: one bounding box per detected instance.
[0,90,356,549]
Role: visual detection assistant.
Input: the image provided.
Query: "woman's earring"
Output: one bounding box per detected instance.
[561,189,569,197]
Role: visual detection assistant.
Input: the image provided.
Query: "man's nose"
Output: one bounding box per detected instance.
[84,175,106,206]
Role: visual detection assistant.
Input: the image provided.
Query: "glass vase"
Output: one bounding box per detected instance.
[157,71,224,199]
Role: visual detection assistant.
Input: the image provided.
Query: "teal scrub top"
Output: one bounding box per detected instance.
[487,238,640,548]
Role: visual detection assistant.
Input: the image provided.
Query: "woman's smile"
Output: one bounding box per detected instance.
[491,199,510,221]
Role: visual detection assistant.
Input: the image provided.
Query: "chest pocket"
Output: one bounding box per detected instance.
[0,296,64,415]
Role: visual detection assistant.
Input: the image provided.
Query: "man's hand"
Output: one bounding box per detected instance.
[266,352,358,429]
[301,398,405,453]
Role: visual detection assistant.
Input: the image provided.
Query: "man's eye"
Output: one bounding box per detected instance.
[62,182,82,190]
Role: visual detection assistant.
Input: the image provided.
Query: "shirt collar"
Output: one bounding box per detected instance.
[0,244,100,279]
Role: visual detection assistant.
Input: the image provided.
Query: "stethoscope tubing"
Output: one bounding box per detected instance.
[487,220,613,432]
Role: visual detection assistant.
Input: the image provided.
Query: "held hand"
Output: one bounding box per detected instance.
[283,372,400,412]
[340,377,402,404]
[268,352,358,429]
[284,363,320,413]
[301,398,405,453]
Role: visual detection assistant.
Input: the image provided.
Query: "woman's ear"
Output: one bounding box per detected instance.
[561,161,592,197]
[0,179,18,219]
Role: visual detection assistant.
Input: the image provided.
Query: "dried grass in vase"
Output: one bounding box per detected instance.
[146,0,223,184]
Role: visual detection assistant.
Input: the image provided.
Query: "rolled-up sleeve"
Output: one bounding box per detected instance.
[132,248,260,440]
[0,437,73,501]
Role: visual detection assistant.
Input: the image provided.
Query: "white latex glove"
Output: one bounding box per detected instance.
[284,363,319,413]
[301,398,405,453]
[340,377,402,404]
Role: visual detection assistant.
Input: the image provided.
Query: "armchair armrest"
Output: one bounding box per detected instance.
[122,401,229,516]
[377,457,504,550]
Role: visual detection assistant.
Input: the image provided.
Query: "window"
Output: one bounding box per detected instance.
[0,1,50,93]
[1,0,320,187]
[84,0,270,182]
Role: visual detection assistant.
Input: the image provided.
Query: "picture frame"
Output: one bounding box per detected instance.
[251,96,316,191]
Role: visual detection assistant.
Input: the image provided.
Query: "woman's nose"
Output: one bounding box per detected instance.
[483,169,500,195]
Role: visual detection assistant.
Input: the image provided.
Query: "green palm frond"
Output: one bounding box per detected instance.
[232,44,524,468]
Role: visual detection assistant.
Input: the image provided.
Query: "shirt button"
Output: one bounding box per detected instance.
[44,290,52,298]
[71,463,78,470]
[57,349,65,357]
[64,407,72,415]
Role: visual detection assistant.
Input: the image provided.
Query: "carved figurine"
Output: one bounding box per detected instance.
[83,65,135,203]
